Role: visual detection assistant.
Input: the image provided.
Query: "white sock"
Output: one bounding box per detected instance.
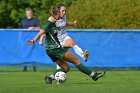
[49,74,55,80]
[73,45,84,58]
[56,65,61,69]
[89,72,95,77]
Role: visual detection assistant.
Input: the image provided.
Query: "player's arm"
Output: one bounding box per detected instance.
[66,21,77,27]
[28,29,45,44]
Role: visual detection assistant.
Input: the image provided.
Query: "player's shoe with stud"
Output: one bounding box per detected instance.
[83,50,89,62]
[92,71,105,81]
[44,76,52,84]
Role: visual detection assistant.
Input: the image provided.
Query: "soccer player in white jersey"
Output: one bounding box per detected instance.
[56,4,89,69]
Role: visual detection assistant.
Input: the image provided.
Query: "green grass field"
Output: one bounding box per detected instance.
[0,70,140,93]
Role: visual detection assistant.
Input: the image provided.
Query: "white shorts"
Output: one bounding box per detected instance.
[59,35,71,47]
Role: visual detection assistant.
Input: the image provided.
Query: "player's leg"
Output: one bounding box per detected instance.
[44,60,70,84]
[63,51,105,81]
[63,38,89,62]
[23,64,27,72]
[55,60,70,74]
[32,63,36,72]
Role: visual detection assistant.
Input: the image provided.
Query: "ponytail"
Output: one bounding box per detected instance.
[49,6,59,17]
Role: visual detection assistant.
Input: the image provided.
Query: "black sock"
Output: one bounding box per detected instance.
[76,63,92,75]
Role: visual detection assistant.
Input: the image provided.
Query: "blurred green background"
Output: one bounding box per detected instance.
[0,0,139,29]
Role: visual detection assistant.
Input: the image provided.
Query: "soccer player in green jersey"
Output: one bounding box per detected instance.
[28,6,105,84]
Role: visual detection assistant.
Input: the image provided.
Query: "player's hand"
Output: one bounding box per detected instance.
[74,21,77,26]
[27,39,34,44]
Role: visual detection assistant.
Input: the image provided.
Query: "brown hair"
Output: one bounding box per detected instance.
[57,3,66,10]
[49,6,59,17]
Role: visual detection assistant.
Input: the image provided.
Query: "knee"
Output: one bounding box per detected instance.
[73,58,80,66]
[64,66,70,72]
[70,42,75,47]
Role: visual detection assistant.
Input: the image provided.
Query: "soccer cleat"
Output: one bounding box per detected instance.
[44,76,53,84]
[92,71,105,81]
[83,50,89,62]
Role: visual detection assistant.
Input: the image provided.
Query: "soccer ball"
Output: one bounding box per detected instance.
[55,71,66,84]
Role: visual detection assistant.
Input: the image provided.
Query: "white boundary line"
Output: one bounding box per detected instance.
[0,29,140,32]
[0,29,39,31]
[67,29,140,32]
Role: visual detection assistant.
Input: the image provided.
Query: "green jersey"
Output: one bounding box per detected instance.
[41,20,61,50]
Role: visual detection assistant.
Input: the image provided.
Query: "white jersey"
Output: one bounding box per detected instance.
[55,16,71,46]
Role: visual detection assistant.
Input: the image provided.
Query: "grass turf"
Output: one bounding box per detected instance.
[0,70,140,93]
